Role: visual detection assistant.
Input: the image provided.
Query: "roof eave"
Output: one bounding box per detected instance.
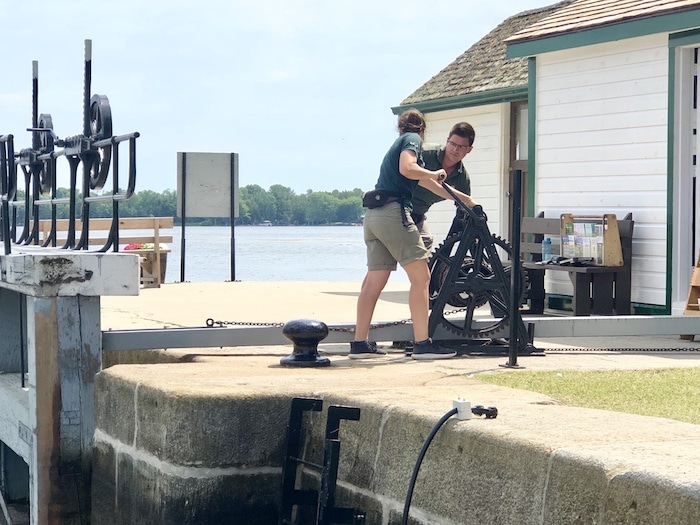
[507,8,700,58]
[393,85,529,115]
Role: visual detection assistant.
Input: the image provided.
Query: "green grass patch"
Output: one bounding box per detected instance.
[475,368,700,424]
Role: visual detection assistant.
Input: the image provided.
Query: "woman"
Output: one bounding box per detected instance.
[350,109,477,360]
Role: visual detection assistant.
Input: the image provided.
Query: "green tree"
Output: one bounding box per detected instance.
[291,193,308,225]
[268,185,295,225]
[306,192,338,225]
[335,198,363,224]
[240,185,277,224]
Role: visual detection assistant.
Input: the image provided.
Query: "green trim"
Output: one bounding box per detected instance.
[666,42,677,315]
[669,27,700,47]
[665,31,700,315]
[392,86,528,115]
[546,295,665,316]
[632,303,669,316]
[526,57,536,216]
[507,9,700,58]
[546,294,571,312]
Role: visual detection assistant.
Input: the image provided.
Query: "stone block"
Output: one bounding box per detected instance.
[92,364,700,525]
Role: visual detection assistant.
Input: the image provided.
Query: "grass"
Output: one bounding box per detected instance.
[475,368,700,425]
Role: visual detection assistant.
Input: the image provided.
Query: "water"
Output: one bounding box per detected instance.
[164,225,409,283]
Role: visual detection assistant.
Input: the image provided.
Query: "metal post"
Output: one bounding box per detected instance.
[507,169,523,368]
[278,397,323,525]
[180,152,187,282]
[230,152,236,281]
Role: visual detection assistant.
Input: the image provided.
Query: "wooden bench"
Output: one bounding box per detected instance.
[38,217,174,287]
[520,213,634,316]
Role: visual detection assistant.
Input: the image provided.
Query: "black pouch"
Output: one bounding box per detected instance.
[362,189,402,209]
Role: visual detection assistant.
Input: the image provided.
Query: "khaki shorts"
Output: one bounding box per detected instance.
[412,214,434,251]
[363,202,429,271]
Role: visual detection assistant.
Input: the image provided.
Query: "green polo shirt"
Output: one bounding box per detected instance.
[374,132,423,209]
[411,143,471,217]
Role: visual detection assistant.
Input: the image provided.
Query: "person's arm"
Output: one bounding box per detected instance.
[399,150,445,182]
[418,179,477,209]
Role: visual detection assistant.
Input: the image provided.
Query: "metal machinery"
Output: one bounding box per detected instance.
[0,39,139,256]
[0,40,140,524]
[427,186,535,355]
[279,398,366,525]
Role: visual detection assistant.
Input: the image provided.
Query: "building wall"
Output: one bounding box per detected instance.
[534,34,669,305]
[423,104,510,247]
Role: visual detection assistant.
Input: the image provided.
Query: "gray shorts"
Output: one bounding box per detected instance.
[363,202,428,271]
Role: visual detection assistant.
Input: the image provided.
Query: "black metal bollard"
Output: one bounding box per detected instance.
[280,319,331,367]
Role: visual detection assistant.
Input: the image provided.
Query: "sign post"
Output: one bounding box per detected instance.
[176,152,239,281]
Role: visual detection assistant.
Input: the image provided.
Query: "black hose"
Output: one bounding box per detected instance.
[401,407,458,525]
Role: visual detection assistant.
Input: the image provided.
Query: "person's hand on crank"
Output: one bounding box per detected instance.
[440,179,478,209]
[433,169,447,182]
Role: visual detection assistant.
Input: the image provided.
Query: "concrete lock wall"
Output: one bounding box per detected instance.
[91,362,700,525]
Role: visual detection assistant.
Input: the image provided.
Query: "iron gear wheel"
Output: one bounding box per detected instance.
[87,94,113,190]
[36,113,54,193]
[428,232,526,338]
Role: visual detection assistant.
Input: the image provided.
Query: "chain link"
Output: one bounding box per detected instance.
[205,318,285,328]
[544,346,700,353]
[203,319,700,352]
[205,317,421,331]
[205,308,468,332]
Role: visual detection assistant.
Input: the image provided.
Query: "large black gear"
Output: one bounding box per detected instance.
[37,113,54,193]
[427,207,526,339]
[86,94,113,190]
[429,233,524,309]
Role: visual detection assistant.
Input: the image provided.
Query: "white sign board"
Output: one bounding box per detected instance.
[176,152,239,218]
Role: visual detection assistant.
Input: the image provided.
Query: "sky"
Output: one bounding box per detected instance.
[0,0,552,195]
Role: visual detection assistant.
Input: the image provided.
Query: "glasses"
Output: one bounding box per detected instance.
[446,139,471,152]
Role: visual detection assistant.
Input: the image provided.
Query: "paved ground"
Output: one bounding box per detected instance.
[100,281,700,373]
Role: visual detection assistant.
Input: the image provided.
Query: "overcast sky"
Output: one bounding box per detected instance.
[0,0,551,195]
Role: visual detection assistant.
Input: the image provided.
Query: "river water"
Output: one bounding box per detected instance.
[164,225,409,283]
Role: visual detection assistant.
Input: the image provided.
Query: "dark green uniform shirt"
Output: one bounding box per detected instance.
[374,132,423,210]
[411,144,470,217]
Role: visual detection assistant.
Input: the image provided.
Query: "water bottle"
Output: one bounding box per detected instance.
[542,237,552,262]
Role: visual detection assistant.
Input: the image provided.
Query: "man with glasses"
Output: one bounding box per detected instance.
[411,122,475,250]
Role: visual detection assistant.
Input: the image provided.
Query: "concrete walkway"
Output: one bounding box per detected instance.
[100,280,700,372]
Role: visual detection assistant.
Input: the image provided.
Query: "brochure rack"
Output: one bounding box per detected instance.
[559,213,623,267]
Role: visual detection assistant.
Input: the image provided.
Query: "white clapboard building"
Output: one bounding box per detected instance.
[395,0,700,314]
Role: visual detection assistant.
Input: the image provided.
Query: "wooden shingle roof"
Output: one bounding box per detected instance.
[399,1,574,106]
[506,0,700,43]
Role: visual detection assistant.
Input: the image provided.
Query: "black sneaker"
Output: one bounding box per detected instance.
[411,339,456,360]
[349,341,387,359]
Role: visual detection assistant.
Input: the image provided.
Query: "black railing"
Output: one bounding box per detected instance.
[0,39,139,256]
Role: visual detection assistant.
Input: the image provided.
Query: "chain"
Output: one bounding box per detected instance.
[205,318,285,328]
[204,319,699,352]
[328,318,410,333]
[205,308,468,332]
[204,317,408,332]
[544,347,700,353]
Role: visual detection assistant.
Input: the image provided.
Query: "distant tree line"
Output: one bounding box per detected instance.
[238,185,364,225]
[11,185,364,226]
